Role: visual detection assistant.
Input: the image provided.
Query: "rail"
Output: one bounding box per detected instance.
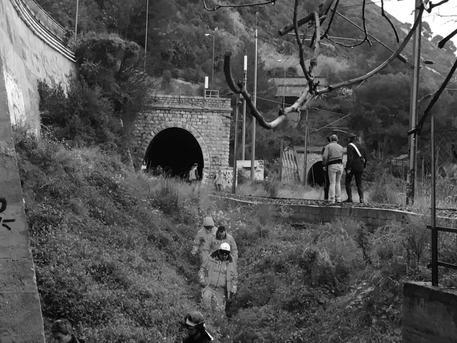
[10,0,76,62]
[427,225,457,285]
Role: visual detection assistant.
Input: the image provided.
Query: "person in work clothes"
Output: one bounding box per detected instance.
[188,162,199,183]
[209,226,238,263]
[182,311,214,343]
[345,134,367,203]
[322,134,344,204]
[191,216,216,263]
[199,242,238,313]
[51,319,84,343]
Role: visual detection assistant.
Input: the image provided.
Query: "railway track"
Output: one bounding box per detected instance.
[212,192,457,220]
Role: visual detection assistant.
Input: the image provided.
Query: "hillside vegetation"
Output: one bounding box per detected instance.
[18,129,457,342]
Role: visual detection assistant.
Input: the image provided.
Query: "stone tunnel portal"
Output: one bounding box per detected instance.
[144,127,204,179]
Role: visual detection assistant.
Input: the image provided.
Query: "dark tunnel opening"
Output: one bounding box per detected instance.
[144,128,204,179]
[307,161,326,187]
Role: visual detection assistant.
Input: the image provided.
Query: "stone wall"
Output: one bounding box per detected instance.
[0,0,75,135]
[403,282,457,343]
[131,95,232,182]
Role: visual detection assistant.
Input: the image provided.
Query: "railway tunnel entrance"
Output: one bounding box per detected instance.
[144,127,204,179]
[307,161,326,187]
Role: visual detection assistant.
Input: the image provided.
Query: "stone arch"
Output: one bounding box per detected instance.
[139,121,211,180]
[307,161,326,186]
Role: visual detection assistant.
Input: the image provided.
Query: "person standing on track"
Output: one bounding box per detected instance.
[322,134,344,204]
[344,134,367,203]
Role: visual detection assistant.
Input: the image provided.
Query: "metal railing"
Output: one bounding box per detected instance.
[204,89,219,98]
[427,225,457,286]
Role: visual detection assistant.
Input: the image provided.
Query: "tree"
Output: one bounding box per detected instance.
[203,0,455,134]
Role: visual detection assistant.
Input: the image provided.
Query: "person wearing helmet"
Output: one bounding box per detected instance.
[182,311,213,343]
[208,226,238,263]
[191,216,217,263]
[198,242,238,313]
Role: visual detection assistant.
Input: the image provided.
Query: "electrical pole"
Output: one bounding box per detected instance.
[250,13,258,181]
[242,55,247,161]
[232,97,239,194]
[303,109,309,186]
[144,0,149,72]
[406,0,422,205]
[74,0,79,43]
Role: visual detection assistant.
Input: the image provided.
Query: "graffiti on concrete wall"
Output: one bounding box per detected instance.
[3,69,26,127]
[0,197,15,231]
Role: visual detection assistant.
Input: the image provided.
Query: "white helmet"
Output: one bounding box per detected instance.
[219,242,231,252]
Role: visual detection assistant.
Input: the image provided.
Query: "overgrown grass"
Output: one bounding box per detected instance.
[16,131,457,342]
[16,132,215,342]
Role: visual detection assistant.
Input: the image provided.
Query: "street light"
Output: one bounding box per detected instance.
[205,32,216,89]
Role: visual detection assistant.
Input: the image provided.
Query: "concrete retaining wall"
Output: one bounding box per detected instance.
[403,281,457,343]
[0,55,45,342]
[0,0,75,135]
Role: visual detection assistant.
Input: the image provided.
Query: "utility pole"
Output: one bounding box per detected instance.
[406,0,422,205]
[303,109,309,186]
[232,97,239,194]
[143,0,149,72]
[74,0,79,43]
[250,13,258,181]
[242,55,247,161]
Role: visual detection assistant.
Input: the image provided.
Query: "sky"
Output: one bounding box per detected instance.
[375,0,457,44]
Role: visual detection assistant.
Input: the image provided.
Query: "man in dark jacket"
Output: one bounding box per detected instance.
[183,311,213,343]
[344,134,367,203]
[51,319,84,343]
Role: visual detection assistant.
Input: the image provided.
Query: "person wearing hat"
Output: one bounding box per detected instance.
[50,319,84,343]
[191,216,217,263]
[182,311,213,343]
[322,134,345,203]
[208,226,238,263]
[345,134,367,203]
[198,242,238,313]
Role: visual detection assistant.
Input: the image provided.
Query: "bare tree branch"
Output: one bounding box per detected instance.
[413,57,457,135]
[426,0,449,13]
[380,0,399,43]
[202,0,276,11]
[438,28,457,49]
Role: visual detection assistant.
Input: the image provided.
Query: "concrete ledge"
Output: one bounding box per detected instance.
[403,281,457,343]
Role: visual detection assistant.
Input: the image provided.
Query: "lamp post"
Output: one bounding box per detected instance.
[205,32,216,89]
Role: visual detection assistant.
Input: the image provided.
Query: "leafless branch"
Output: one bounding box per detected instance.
[413,57,457,135]
[380,0,399,43]
[438,29,457,49]
[321,0,340,39]
[426,0,449,13]
[202,0,276,11]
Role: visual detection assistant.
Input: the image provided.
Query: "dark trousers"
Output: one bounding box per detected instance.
[324,168,330,200]
[345,170,364,202]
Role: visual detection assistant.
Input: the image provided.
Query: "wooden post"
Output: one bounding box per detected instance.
[232,97,239,194]
[303,109,309,186]
[279,139,284,182]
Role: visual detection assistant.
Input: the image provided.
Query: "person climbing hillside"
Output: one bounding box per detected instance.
[191,216,217,263]
[182,311,213,343]
[199,242,238,313]
[209,226,238,263]
[51,319,85,343]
